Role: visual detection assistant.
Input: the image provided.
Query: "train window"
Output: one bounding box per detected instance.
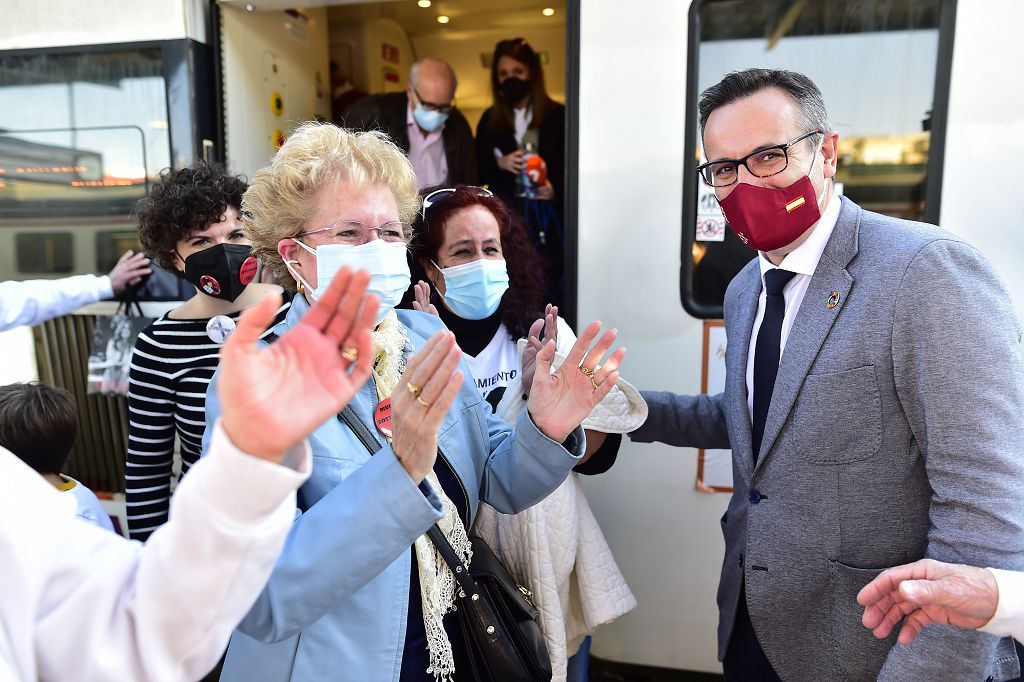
[682,0,949,318]
[0,48,171,219]
[16,232,74,274]
[96,229,143,274]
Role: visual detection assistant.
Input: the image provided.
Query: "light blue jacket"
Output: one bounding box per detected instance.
[202,298,584,681]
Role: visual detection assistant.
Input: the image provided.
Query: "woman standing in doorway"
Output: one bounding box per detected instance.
[475,38,566,306]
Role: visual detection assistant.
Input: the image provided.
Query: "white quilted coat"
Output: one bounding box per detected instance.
[473,322,637,681]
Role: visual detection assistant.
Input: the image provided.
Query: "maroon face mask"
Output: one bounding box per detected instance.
[718,174,822,252]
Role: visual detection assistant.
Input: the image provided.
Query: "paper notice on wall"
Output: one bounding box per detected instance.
[696,178,726,242]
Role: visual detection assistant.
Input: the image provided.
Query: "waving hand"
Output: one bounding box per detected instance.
[219,268,379,463]
[526,320,626,443]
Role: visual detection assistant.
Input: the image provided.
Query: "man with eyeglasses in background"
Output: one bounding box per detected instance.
[343,57,476,189]
[627,68,1024,681]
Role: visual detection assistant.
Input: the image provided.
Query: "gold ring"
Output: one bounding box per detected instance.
[406,382,422,397]
[578,366,595,378]
[341,347,359,362]
[416,396,432,408]
[590,377,599,391]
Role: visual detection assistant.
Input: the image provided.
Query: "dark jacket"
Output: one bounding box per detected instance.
[474,100,565,214]
[343,91,476,185]
[475,101,566,306]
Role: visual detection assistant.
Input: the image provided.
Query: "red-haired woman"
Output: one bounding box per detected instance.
[409,185,643,682]
[475,38,565,306]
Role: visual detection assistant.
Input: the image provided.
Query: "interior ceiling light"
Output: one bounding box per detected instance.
[417,0,431,7]
[436,14,450,24]
[542,7,555,16]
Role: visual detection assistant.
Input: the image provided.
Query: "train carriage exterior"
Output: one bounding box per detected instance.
[1,0,1021,675]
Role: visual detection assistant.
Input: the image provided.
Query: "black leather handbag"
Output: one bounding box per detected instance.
[336,406,552,682]
[425,526,552,682]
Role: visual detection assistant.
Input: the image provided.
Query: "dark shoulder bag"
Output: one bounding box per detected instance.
[336,407,552,682]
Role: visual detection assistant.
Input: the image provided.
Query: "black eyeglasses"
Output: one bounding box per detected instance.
[697,130,824,188]
[411,87,454,115]
[421,186,494,216]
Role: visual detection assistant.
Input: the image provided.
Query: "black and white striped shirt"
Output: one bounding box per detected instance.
[125,299,290,540]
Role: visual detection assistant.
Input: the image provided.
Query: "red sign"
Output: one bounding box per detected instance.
[381,43,400,64]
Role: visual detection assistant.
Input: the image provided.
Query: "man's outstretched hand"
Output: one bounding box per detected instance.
[857,558,999,645]
[108,249,152,294]
[219,267,379,463]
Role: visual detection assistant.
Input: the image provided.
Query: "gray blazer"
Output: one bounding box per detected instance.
[633,197,1024,681]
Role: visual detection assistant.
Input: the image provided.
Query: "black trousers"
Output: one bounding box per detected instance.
[722,588,781,682]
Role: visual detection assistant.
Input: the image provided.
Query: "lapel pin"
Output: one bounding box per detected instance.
[206,315,236,344]
[827,291,841,309]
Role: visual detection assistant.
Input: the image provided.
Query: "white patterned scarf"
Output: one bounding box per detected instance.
[371,311,473,681]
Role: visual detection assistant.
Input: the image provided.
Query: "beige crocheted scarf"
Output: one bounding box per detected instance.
[371,312,472,681]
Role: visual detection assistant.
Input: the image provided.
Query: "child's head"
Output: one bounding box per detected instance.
[0,382,77,475]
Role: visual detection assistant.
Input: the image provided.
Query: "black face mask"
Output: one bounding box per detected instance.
[498,77,531,104]
[180,243,257,301]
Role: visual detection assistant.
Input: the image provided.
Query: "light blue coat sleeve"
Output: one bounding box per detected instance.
[202,371,446,642]
[473,404,585,515]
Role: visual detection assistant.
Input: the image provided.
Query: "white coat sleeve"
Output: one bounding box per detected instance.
[0,274,113,332]
[980,568,1024,643]
[0,420,310,682]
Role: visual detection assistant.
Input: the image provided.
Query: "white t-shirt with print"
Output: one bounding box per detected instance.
[463,318,576,412]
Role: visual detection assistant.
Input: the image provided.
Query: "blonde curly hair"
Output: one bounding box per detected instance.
[242,122,420,290]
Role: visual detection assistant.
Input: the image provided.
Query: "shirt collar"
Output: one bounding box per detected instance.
[758,186,841,279]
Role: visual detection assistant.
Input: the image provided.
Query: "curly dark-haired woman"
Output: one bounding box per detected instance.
[126,162,290,541]
[409,186,642,679]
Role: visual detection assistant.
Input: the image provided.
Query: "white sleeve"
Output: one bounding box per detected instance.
[0,422,310,682]
[0,274,113,331]
[980,568,1024,643]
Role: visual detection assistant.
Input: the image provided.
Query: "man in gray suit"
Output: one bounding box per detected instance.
[630,68,1024,680]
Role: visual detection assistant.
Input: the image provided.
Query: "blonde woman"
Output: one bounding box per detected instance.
[201,122,627,682]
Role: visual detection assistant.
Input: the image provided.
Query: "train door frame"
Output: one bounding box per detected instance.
[678,0,960,319]
[563,0,581,329]
[207,0,584,326]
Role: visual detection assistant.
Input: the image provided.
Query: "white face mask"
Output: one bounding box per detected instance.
[288,238,411,324]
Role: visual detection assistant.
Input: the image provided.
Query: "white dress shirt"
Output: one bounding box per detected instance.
[406,103,448,190]
[493,105,534,160]
[0,274,113,332]
[981,568,1024,643]
[745,190,841,420]
[0,420,310,682]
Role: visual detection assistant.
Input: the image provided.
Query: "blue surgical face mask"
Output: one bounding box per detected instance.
[288,239,410,324]
[413,104,449,133]
[436,258,509,320]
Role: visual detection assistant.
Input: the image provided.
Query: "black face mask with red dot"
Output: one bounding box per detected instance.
[180,243,258,301]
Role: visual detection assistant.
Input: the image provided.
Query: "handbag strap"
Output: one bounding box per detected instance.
[337,405,382,454]
[425,524,480,598]
[336,405,481,598]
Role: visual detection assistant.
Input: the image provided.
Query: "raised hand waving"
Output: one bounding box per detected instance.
[219,267,379,463]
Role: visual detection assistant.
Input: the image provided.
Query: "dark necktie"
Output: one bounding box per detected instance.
[751,268,797,462]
